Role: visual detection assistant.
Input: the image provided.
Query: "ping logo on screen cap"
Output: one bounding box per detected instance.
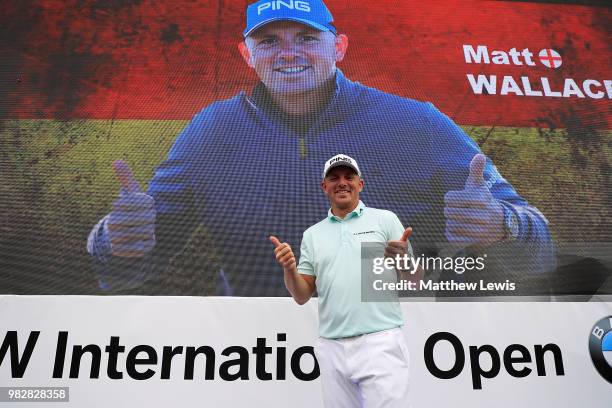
[258,1,311,15]
[589,316,612,383]
[462,44,611,99]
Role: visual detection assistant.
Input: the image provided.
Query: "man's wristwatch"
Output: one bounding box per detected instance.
[501,202,520,242]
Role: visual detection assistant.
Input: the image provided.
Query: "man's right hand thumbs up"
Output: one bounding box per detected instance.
[107,160,156,258]
[270,236,297,272]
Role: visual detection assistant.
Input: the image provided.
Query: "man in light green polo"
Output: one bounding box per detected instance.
[270,154,412,408]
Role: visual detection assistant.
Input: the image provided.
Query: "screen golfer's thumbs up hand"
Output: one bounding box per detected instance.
[270,236,297,272]
[107,160,156,258]
[443,154,504,245]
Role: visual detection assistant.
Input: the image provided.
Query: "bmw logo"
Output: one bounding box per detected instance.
[589,316,612,383]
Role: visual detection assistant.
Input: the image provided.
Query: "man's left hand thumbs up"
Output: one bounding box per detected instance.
[400,227,412,242]
[385,227,414,260]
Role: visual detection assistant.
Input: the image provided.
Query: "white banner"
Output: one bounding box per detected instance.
[1,296,611,407]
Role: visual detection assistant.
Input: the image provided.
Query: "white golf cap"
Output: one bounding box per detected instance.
[322,154,362,179]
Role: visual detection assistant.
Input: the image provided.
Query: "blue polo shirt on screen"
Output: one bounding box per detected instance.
[88,69,555,296]
[297,201,405,339]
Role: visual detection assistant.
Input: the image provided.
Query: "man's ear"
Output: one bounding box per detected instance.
[238,41,254,68]
[358,178,364,192]
[334,34,349,62]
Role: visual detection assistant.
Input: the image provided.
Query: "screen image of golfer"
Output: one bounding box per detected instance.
[0,0,610,296]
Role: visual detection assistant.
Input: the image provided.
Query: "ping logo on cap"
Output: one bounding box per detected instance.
[323,154,361,179]
[329,156,352,165]
[258,1,311,15]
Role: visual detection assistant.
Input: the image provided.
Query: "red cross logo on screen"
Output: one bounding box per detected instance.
[538,49,562,69]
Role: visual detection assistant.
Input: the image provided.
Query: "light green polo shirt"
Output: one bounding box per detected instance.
[297,201,405,339]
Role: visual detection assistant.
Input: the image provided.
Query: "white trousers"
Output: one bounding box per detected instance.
[315,327,411,408]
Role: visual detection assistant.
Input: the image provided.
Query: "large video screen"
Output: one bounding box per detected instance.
[1,0,610,297]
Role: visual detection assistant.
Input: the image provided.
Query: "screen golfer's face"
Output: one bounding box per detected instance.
[240,21,347,95]
[322,166,364,212]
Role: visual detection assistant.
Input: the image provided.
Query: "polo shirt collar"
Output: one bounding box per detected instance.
[328,201,366,222]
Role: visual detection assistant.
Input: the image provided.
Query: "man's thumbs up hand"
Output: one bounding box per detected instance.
[400,227,412,242]
[385,227,414,261]
[270,236,297,272]
[269,236,282,248]
[107,160,156,258]
[443,154,504,245]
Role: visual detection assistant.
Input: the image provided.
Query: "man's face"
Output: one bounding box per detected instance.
[321,166,364,212]
[239,21,348,95]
